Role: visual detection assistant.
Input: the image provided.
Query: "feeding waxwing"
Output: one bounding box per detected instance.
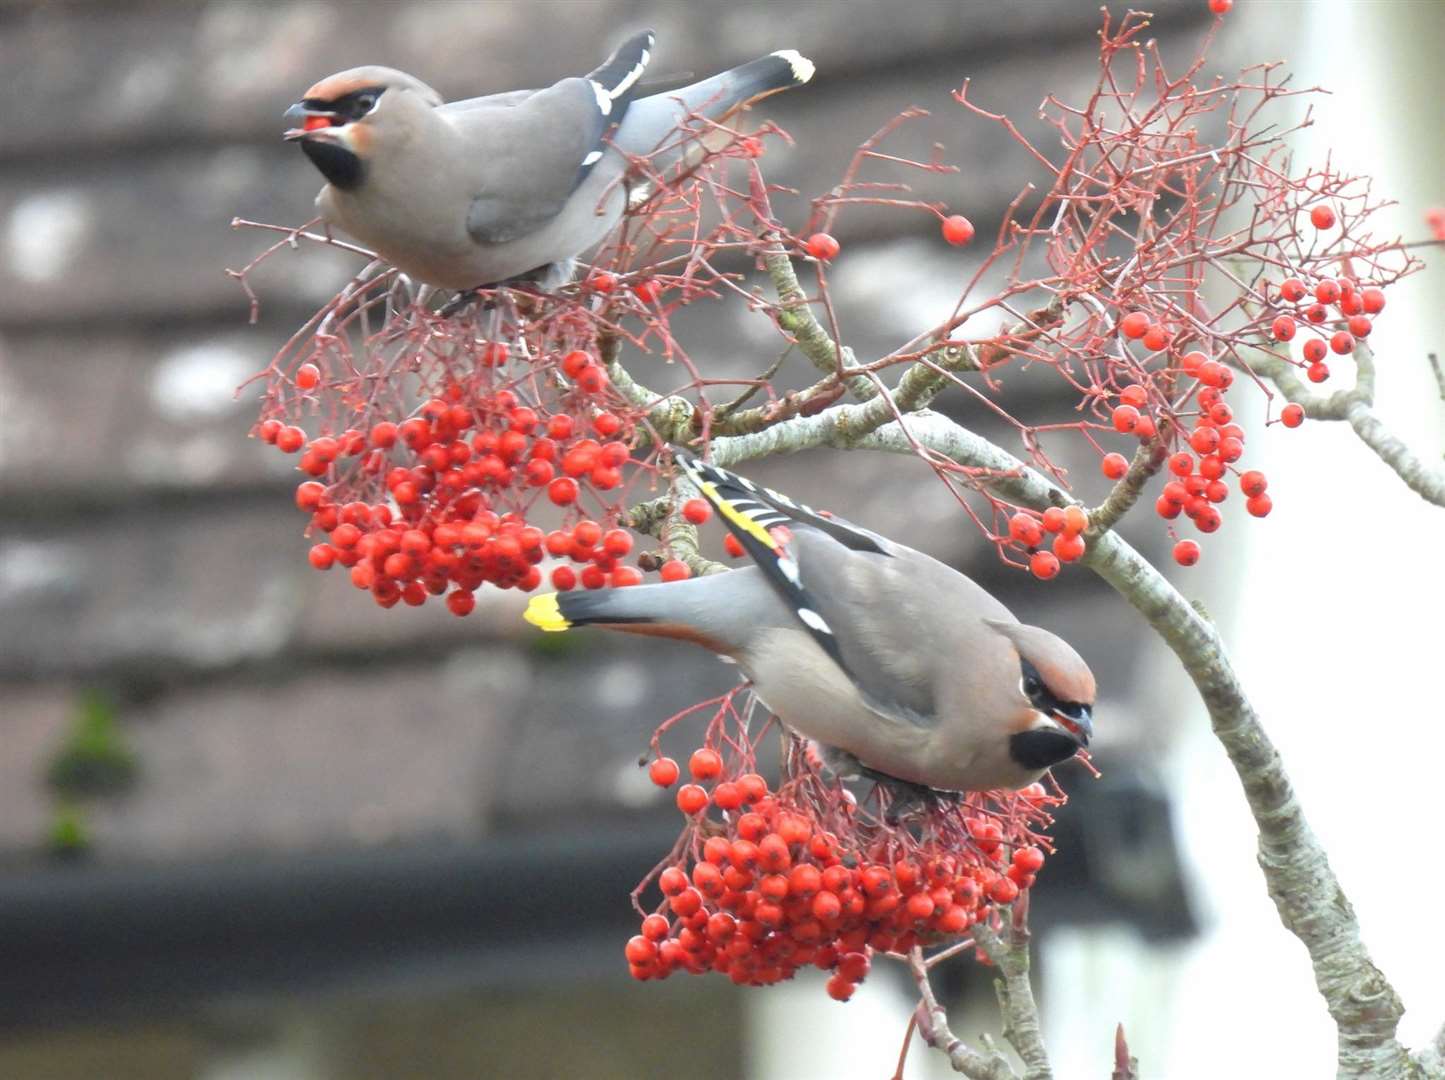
[525,454,1097,795]
[283,31,814,291]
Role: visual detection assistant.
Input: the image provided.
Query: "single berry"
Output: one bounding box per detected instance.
[1271,315,1296,342]
[682,498,712,525]
[1101,452,1129,480]
[689,748,723,781]
[659,559,691,582]
[1173,539,1201,566]
[1279,279,1307,303]
[1315,279,1340,305]
[1111,405,1140,433]
[1347,315,1372,338]
[941,215,976,246]
[1119,312,1151,340]
[1142,325,1171,352]
[296,363,320,390]
[1307,361,1330,383]
[1310,204,1337,230]
[676,784,709,815]
[1029,551,1060,580]
[1361,287,1386,314]
[1008,512,1043,547]
[632,279,662,303]
[1169,452,1194,477]
[1281,403,1305,428]
[1209,0,1232,12]
[1330,331,1355,355]
[1302,338,1327,363]
[806,232,841,260]
[1236,471,1266,498]
[1246,493,1273,517]
[649,757,680,788]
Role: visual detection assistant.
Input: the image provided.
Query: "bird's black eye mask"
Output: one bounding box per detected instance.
[1019,658,1089,721]
[302,86,386,128]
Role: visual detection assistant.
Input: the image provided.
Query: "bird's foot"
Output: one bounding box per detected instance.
[858,766,961,826]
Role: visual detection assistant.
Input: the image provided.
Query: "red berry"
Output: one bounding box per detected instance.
[1209,0,1232,12]
[689,748,723,782]
[1142,325,1171,352]
[649,757,680,788]
[1330,331,1355,355]
[826,974,856,1002]
[1029,551,1060,580]
[276,425,306,454]
[1119,384,1147,408]
[1310,204,1336,230]
[1281,403,1305,428]
[806,232,841,260]
[562,350,592,378]
[1180,351,1207,375]
[295,363,320,390]
[1361,287,1386,314]
[1231,465,1265,497]
[446,589,475,617]
[659,559,691,582]
[1173,539,1201,566]
[1307,361,1330,383]
[551,565,577,590]
[610,566,644,588]
[1272,315,1296,341]
[1246,493,1273,517]
[308,544,336,570]
[1347,315,1372,338]
[989,877,1020,904]
[1279,279,1307,303]
[1062,505,1088,534]
[1119,312,1151,340]
[1302,338,1327,363]
[1315,279,1340,305]
[1189,427,1220,455]
[547,477,579,505]
[1111,404,1139,433]
[1041,507,1066,533]
[941,215,975,246]
[723,533,744,559]
[589,271,616,293]
[1052,532,1085,562]
[1008,513,1043,547]
[682,498,712,525]
[1169,452,1194,477]
[676,784,709,815]
[632,279,662,303]
[1101,452,1129,480]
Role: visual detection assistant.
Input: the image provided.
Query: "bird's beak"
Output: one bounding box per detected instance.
[1053,705,1093,747]
[283,102,341,141]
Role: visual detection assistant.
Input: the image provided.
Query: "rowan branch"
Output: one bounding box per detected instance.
[909,947,1020,1080]
[973,901,1053,1079]
[705,398,1419,1078]
[1245,344,1445,507]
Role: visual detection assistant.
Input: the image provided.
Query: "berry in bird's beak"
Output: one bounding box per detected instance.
[282,103,342,141]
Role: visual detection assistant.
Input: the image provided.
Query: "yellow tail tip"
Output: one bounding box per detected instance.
[524,592,571,632]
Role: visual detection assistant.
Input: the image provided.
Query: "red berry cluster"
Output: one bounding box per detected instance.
[256,343,649,613]
[1005,505,1088,581]
[1269,274,1386,386]
[629,701,1061,997]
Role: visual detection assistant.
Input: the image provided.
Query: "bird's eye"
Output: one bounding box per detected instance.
[356,93,378,113]
[1023,675,1043,699]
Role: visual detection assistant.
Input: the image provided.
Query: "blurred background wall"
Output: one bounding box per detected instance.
[0,2,1438,1078]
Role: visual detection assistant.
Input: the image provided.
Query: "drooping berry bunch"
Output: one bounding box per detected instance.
[627,691,1063,998]
[251,293,664,613]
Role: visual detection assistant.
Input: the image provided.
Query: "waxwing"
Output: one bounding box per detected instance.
[526,454,1097,795]
[283,31,813,290]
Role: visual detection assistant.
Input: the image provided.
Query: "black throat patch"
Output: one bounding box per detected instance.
[301,140,365,191]
[1008,729,1079,771]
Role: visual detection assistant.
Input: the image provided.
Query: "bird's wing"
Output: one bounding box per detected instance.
[444,30,654,245]
[676,453,945,727]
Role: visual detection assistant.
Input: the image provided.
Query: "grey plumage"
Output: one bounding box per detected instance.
[525,455,1097,794]
[284,32,814,290]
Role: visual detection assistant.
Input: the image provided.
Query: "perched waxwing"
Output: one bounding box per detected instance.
[525,455,1097,795]
[284,31,813,290]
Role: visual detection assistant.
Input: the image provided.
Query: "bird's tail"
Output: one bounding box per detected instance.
[715,49,815,107]
[525,584,671,632]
